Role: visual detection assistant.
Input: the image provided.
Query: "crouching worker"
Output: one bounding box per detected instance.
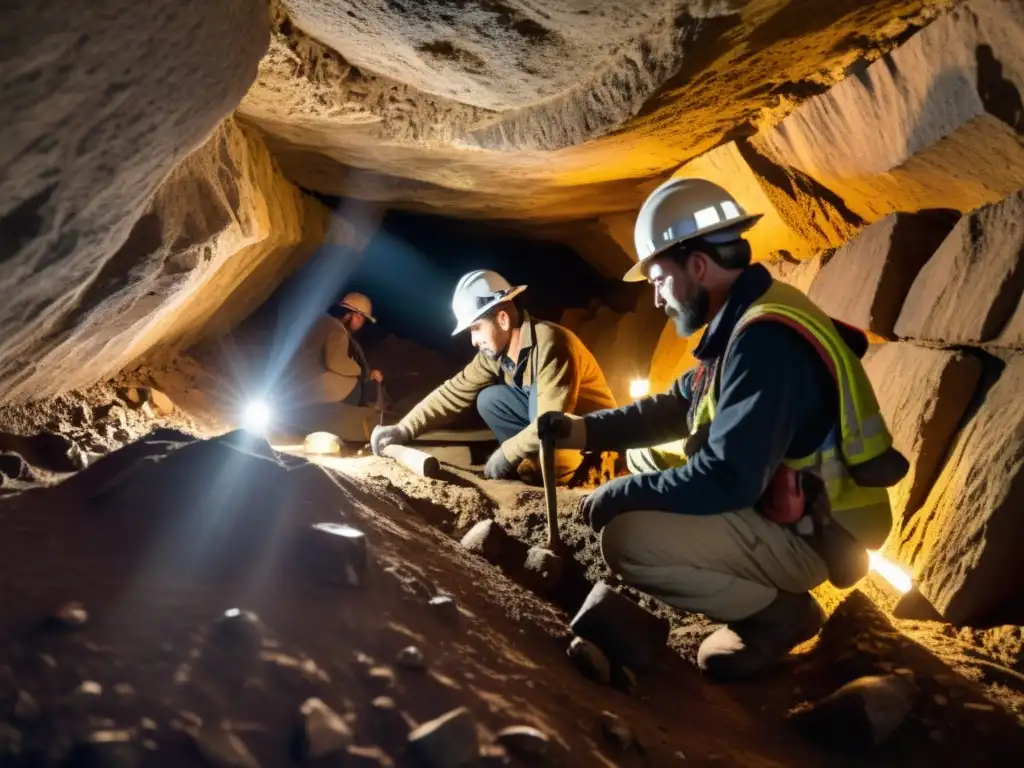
[538,178,907,681]
[370,270,617,483]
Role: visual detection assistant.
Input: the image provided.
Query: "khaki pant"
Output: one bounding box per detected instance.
[601,507,828,622]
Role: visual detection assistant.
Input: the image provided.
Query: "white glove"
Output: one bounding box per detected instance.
[371,424,410,456]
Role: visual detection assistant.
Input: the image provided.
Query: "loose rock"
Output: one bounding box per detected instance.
[496,725,551,761]
[307,522,368,587]
[193,724,260,768]
[459,519,507,564]
[52,601,89,628]
[77,681,103,697]
[599,711,634,750]
[408,706,479,767]
[14,690,40,721]
[367,666,396,691]
[429,596,460,624]
[570,583,669,671]
[70,729,142,768]
[396,645,426,670]
[566,637,611,684]
[788,674,916,752]
[295,697,352,761]
[149,389,175,415]
[203,609,265,685]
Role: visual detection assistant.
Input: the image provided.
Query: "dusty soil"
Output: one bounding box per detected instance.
[0,387,1021,766]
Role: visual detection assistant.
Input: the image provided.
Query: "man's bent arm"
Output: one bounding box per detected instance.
[591,323,830,515]
[501,331,580,463]
[398,355,498,437]
[582,371,694,451]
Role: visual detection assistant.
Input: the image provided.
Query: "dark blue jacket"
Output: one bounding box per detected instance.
[584,264,849,516]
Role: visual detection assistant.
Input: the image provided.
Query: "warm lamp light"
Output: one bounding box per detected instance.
[629,379,650,399]
[868,550,912,594]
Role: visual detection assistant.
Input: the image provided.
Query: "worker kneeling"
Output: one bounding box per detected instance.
[539,177,908,681]
[370,270,617,483]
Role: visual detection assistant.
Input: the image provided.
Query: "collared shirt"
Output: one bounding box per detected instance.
[583,264,841,515]
[399,312,617,463]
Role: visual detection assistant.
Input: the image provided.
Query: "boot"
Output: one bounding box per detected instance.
[697,591,825,682]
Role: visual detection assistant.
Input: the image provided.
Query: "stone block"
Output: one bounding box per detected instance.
[907,354,1024,624]
[570,582,669,671]
[895,191,1024,345]
[864,344,982,528]
[809,212,959,338]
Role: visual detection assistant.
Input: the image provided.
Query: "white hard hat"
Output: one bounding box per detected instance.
[450,270,527,335]
[623,177,763,282]
[337,292,376,323]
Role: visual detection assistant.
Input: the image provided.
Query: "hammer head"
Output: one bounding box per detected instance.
[521,546,563,593]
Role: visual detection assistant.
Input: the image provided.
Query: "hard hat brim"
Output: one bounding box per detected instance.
[339,303,377,323]
[451,285,527,335]
[622,213,763,282]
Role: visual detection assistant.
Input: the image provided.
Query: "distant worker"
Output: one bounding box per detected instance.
[370,270,617,482]
[294,292,385,409]
[537,178,907,681]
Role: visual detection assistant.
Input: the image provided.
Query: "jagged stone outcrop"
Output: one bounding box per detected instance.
[0,0,270,401]
[239,0,944,219]
[895,190,1024,346]
[865,344,982,530]
[809,211,959,339]
[749,0,1024,228]
[907,354,1024,625]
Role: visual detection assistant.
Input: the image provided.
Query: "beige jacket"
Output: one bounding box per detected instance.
[398,313,617,463]
[293,316,362,404]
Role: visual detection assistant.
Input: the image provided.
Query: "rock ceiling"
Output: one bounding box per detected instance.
[239,0,951,220]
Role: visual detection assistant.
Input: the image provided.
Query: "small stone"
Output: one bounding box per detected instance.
[599,711,633,750]
[119,388,143,408]
[367,666,396,692]
[345,745,393,767]
[140,718,157,732]
[295,697,352,760]
[71,729,142,768]
[933,694,948,706]
[396,646,426,670]
[428,596,459,624]
[459,520,507,564]
[479,744,510,765]
[307,523,368,587]
[77,681,103,697]
[114,683,135,700]
[496,725,551,760]
[674,750,687,760]
[193,724,260,768]
[372,696,396,711]
[408,707,479,768]
[14,690,40,721]
[204,609,265,684]
[148,389,175,416]
[567,637,611,684]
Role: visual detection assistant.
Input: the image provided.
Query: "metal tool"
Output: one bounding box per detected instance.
[520,428,564,592]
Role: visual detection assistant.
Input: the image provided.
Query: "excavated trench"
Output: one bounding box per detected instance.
[4,0,1024,766]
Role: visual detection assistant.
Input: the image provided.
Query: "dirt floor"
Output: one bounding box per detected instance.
[0,388,1022,766]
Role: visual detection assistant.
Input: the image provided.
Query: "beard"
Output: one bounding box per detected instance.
[667,286,710,337]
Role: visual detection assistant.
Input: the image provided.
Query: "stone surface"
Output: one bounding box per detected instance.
[428,596,460,624]
[307,522,368,587]
[908,354,1024,624]
[809,212,960,338]
[296,697,353,760]
[896,191,1024,345]
[570,582,669,671]
[240,0,946,219]
[459,520,507,565]
[763,252,834,296]
[495,725,552,761]
[751,0,1024,228]
[407,706,479,768]
[0,1,271,400]
[864,344,983,529]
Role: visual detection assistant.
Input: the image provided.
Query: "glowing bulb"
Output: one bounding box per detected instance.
[868,550,912,594]
[629,379,650,399]
[242,399,272,433]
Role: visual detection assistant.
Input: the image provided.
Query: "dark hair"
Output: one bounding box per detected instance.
[483,299,522,328]
[669,237,752,270]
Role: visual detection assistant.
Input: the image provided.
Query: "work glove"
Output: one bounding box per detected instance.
[483,446,517,480]
[578,476,634,532]
[536,411,587,450]
[371,424,410,456]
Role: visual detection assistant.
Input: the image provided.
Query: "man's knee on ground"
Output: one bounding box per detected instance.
[599,513,650,576]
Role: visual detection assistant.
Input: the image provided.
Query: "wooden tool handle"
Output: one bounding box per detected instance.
[381,444,441,479]
[539,433,560,550]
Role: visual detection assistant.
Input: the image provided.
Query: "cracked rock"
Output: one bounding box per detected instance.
[408,706,478,767]
[295,697,352,761]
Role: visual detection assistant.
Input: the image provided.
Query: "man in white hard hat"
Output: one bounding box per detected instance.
[537,177,906,681]
[370,270,617,482]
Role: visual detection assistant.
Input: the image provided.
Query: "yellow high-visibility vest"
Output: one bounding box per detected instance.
[647,280,893,548]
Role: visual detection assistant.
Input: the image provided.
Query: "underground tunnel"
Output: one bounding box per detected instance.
[2,0,1024,765]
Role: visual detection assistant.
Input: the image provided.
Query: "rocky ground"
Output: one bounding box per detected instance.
[0,388,1021,766]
